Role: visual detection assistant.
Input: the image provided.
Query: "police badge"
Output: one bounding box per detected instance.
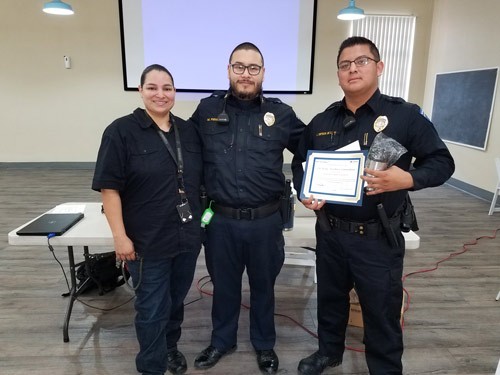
[373,116,388,132]
[263,112,275,126]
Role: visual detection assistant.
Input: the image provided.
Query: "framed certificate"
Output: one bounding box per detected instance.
[300,150,367,206]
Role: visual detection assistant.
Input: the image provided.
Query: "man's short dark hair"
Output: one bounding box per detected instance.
[336,36,381,65]
[229,42,264,66]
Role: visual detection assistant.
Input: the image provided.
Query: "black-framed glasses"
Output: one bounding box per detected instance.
[337,56,379,71]
[230,63,262,76]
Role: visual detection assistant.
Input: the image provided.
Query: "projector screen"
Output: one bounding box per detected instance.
[119,0,317,93]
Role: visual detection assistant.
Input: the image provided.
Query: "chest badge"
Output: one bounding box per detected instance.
[373,116,388,132]
[263,112,275,126]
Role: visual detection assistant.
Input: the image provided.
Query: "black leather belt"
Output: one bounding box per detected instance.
[327,214,399,239]
[213,201,280,220]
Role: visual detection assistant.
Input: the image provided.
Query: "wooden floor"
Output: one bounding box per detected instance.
[1,168,499,375]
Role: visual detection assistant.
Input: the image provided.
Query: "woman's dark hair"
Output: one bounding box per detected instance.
[336,36,381,65]
[229,42,264,66]
[140,64,174,87]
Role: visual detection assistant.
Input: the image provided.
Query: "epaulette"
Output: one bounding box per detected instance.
[384,95,405,104]
[209,90,227,98]
[325,101,342,111]
[264,96,283,104]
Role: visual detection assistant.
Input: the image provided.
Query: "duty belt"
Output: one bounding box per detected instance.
[326,214,400,239]
[213,201,280,220]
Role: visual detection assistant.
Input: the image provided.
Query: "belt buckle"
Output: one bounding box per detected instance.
[239,208,253,220]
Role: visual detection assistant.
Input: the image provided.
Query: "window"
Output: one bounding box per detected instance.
[352,15,416,100]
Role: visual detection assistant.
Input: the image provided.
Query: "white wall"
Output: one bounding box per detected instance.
[423,0,500,193]
[0,0,434,163]
[7,1,498,196]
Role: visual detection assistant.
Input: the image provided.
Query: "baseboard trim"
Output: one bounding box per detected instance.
[0,162,96,170]
[445,177,492,202]
[0,162,494,203]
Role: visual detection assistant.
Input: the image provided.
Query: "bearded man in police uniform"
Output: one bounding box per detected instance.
[292,36,455,375]
[189,42,306,374]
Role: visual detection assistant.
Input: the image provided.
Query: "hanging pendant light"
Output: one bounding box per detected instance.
[43,0,74,15]
[337,0,365,21]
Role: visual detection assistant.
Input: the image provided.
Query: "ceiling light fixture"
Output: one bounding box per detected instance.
[337,0,365,21]
[43,0,74,15]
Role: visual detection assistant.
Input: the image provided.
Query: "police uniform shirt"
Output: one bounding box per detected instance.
[92,108,203,259]
[292,89,455,221]
[191,92,305,208]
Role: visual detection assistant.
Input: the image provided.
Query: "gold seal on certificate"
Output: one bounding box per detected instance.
[264,112,275,126]
[373,116,388,132]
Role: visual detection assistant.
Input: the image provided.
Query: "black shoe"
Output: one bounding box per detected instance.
[193,345,237,369]
[297,351,342,375]
[166,349,187,374]
[256,349,279,374]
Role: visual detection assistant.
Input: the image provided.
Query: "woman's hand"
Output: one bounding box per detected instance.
[113,234,136,261]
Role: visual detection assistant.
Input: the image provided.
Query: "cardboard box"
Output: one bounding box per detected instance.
[348,289,405,328]
[348,302,364,327]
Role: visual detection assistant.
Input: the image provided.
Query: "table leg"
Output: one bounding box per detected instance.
[63,246,76,342]
[62,246,96,342]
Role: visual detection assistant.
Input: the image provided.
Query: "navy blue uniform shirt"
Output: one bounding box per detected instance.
[292,90,455,221]
[190,92,306,208]
[92,108,203,259]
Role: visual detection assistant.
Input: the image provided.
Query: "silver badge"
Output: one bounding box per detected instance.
[373,116,388,132]
[263,112,275,126]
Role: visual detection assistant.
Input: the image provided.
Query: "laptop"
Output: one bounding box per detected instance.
[16,212,84,236]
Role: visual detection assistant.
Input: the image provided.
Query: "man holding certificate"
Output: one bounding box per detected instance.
[291,36,454,375]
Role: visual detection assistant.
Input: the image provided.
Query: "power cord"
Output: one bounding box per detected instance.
[194,226,500,353]
[47,235,135,312]
[401,227,500,323]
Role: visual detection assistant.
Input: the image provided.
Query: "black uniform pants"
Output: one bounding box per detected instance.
[204,210,285,351]
[315,222,405,375]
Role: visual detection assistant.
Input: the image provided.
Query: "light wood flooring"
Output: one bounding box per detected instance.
[0,168,499,375]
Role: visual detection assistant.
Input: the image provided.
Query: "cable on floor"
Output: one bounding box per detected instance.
[195,226,500,353]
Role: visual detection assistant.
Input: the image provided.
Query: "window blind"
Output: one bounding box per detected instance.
[352,15,416,100]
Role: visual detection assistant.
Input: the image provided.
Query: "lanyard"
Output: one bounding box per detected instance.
[155,116,188,203]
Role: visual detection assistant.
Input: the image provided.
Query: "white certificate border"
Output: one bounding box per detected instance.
[300,150,368,206]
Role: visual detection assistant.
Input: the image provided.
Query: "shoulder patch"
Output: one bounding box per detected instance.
[418,106,431,121]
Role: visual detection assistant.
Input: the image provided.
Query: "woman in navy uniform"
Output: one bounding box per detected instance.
[92,64,203,375]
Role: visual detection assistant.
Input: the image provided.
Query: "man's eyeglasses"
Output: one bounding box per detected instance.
[230,63,262,76]
[337,56,379,71]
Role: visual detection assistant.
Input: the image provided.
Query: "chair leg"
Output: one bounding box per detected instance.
[489,189,500,215]
[496,290,500,301]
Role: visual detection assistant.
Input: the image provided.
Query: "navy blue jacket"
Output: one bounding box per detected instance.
[292,90,455,221]
[190,92,306,208]
[92,108,203,259]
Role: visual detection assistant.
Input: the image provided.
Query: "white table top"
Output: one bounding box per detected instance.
[8,202,419,250]
[8,202,113,247]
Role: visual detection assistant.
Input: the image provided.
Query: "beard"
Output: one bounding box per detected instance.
[230,80,263,100]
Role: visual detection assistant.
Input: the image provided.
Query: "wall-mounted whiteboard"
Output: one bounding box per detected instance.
[431,68,498,150]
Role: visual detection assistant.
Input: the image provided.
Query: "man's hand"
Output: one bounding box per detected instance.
[301,195,326,210]
[361,165,414,195]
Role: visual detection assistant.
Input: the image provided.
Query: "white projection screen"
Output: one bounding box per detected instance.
[119,0,317,93]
